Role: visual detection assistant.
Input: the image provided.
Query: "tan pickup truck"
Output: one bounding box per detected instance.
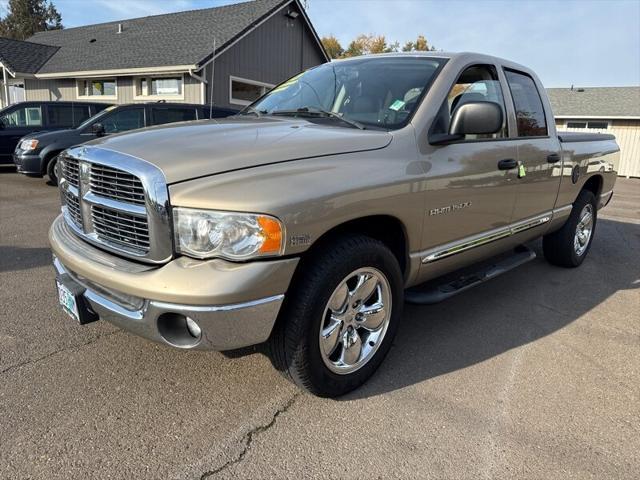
[50,53,618,396]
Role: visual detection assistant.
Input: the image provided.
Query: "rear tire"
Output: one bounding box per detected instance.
[269,235,404,397]
[543,189,597,268]
[46,156,59,186]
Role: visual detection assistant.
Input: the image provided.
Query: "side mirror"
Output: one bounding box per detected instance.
[430,101,503,145]
[91,122,105,137]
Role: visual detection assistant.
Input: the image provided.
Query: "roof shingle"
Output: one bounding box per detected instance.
[0,37,59,74]
[27,0,288,74]
[547,86,640,118]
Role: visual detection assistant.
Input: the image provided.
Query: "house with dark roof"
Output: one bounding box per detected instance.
[547,86,640,177]
[0,0,327,109]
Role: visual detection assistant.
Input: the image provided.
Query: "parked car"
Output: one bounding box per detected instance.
[49,53,619,397]
[0,101,109,166]
[14,102,237,184]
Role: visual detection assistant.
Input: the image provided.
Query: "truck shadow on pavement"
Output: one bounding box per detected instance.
[334,218,640,400]
[0,246,52,273]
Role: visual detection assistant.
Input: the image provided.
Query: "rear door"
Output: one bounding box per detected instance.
[503,69,562,221]
[0,104,44,162]
[46,104,92,129]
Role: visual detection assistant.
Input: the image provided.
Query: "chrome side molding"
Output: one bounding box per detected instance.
[420,208,571,264]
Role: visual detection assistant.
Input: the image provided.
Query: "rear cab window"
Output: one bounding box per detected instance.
[0,105,42,128]
[504,69,548,137]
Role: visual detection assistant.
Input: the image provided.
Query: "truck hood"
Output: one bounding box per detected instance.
[86,117,393,184]
[23,128,76,141]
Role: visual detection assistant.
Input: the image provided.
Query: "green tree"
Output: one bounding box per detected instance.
[321,35,344,59]
[402,35,436,52]
[0,0,62,40]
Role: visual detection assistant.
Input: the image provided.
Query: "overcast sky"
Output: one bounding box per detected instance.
[3,0,639,87]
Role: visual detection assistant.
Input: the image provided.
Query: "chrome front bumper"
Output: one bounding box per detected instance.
[54,257,284,350]
[49,214,297,351]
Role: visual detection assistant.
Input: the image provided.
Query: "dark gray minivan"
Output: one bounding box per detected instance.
[14,102,237,184]
[0,101,109,165]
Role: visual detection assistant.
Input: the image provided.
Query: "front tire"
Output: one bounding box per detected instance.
[543,189,597,268]
[269,235,404,397]
[46,156,59,186]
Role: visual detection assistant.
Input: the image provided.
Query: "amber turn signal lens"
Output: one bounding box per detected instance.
[258,216,283,254]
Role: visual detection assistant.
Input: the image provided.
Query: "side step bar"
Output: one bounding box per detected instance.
[405,246,536,305]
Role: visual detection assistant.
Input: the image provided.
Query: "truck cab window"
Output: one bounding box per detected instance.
[504,69,547,137]
[433,65,507,140]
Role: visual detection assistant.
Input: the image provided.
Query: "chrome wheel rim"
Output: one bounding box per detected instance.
[319,267,392,375]
[574,204,594,256]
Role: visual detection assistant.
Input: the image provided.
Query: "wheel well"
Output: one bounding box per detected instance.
[304,215,408,274]
[582,174,603,199]
[42,150,62,174]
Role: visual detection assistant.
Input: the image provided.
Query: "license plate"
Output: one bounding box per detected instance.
[57,279,80,323]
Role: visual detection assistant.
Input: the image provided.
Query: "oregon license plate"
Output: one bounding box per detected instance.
[56,279,80,322]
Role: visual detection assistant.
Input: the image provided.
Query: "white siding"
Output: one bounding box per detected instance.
[558,125,640,178]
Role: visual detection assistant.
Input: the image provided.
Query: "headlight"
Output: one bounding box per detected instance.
[19,139,39,152]
[173,208,284,260]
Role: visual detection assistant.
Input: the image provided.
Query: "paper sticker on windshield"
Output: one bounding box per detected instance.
[389,100,405,111]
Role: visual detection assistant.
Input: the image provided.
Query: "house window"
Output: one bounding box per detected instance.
[135,76,184,99]
[566,120,609,129]
[229,76,274,106]
[77,79,117,98]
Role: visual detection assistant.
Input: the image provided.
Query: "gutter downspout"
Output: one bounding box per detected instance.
[1,65,9,108]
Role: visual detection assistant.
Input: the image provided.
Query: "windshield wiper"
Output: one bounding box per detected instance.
[237,106,268,117]
[271,107,366,130]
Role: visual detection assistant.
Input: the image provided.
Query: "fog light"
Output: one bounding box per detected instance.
[185,317,202,338]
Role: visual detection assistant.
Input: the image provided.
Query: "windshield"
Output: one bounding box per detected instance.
[249,56,445,129]
[77,105,117,130]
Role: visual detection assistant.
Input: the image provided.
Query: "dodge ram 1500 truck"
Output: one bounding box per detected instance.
[49,53,619,397]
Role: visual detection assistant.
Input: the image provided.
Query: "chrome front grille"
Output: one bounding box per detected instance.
[90,164,145,205]
[58,146,171,264]
[92,206,150,252]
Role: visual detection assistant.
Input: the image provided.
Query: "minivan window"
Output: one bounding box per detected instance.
[249,57,445,129]
[47,104,91,128]
[504,69,548,137]
[152,107,196,126]
[0,106,42,127]
[102,108,145,134]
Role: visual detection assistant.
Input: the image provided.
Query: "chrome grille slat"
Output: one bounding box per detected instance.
[92,206,150,251]
[63,189,82,228]
[61,157,80,187]
[90,164,146,205]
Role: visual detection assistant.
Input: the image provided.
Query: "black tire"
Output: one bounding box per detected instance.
[269,235,404,397]
[543,189,597,268]
[46,156,59,186]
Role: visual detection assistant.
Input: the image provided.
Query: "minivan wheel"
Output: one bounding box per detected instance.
[543,189,597,268]
[46,156,59,186]
[269,235,403,397]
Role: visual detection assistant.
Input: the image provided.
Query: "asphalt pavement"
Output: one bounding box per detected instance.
[1,169,638,479]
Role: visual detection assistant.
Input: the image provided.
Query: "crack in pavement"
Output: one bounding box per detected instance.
[201,392,301,479]
[0,330,120,376]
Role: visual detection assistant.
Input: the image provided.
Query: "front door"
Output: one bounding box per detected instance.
[0,104,43,162]
[420,64,518,253]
